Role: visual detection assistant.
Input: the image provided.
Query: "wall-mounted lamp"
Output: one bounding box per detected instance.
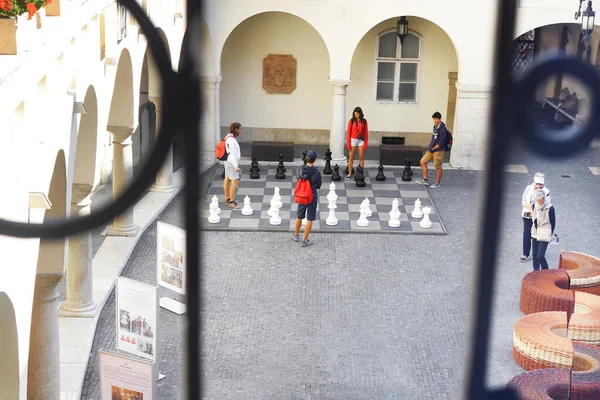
[73,102,88,114]
[396,16,409,43]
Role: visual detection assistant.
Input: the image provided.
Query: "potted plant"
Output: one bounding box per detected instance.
[0,0,51,54]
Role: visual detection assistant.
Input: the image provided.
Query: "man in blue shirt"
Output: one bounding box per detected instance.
[415,111,447,189]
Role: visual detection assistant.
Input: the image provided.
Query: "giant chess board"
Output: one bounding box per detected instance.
[201,166,446,235]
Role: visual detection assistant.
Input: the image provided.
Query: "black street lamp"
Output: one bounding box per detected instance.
[582,1,596,37]
[396,16,408,43]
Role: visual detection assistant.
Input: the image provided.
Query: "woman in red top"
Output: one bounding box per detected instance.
[346,106,369,179]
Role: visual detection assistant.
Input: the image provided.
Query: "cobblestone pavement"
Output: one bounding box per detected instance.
[81,141,600,399]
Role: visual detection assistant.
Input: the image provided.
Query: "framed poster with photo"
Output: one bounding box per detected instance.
[98,349,155,400]
[115,277,158,362]
[157,221,186,295]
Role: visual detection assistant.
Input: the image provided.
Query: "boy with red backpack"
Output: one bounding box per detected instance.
[292,151,322,247]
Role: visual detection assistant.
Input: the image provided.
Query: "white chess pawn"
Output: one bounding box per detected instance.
[357,202,369,227]
[364,197,372,217]
[241,195,253,216]
[269,206,282,225]
[388,198,401,228]
[411,198,423,219]
[420,206,432,228]
[208,200,220,223]
[211,195,221,215]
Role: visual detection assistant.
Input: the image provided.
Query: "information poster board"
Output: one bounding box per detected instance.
[116,277,158,361]
[157,221,186,295]
[99,349,155,400]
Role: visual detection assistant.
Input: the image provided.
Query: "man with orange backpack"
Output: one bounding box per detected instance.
[292,151,322,247]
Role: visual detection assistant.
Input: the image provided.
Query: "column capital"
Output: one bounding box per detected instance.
[201,74,220,83]
[34,273,62,302]
[455,83,492,97]
[107,125,136,142]
[329,79,351,87]
[71,183,93,206]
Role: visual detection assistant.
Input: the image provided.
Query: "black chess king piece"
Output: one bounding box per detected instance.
[375,165,386,181]
[331,164,342,182]
[323,148,333,175]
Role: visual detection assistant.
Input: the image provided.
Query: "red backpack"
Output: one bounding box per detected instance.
[215,134,233,161]
[294,178,313,204]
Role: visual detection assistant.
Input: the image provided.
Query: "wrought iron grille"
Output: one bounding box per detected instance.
[511,30,535,77]
[117,2,128,43]
[2,0,599,399]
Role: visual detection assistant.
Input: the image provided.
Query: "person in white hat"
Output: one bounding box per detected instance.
[520,172,551,262]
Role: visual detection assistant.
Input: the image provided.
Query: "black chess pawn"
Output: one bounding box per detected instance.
[302,150,308,165]
[250,165,260,179]
[375,165,386,181]
[275,166,286,179]
[250,156,260,174]
[277,153,286,173]
[402,158,413,182]
[355,168,366,188]
[331,164,342,181]
[323,148,333,175]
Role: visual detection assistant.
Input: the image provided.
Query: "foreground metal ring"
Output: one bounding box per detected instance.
[514,54,600,157]
[0,0,176,238]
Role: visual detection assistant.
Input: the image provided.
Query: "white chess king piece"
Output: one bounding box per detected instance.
[326,190,338,226]
[357,202,369,227]
[411,198,423,219]
[388,198,401,228]
[208,200,220,223]
[269,206,282,225]
[241,195,253,216]
[364,197,372,217]
[420,206,432,228]
[211,195,221,215]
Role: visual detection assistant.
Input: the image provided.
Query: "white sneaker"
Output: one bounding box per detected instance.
[430,182,441,189]
[414,180,429,186]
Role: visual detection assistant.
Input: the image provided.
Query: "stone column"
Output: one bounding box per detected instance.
[106,126,140,237]
[59,185,96,317]
[329,80,351,162]
[149,96,178,193]
[446,72,458,132]
[449,83,492,170]
[27,273,62,399]
[201,75,217,169]
[214,74,222,144]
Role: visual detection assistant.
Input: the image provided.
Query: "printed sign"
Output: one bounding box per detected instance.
[157,222,186,295]
[99,350,155,400]
[115,277,158,361]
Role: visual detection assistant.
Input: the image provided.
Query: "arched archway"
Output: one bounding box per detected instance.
[0,292,19,398]
[220,12,331,144]
[74,86,98,189]
[349,16,459,146]
[107,49,135,128]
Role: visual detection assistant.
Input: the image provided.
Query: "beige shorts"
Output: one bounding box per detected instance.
[224,161,239,180]
[421,150,445,169]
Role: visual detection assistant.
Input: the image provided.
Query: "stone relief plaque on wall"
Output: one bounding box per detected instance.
[263,54,297,94]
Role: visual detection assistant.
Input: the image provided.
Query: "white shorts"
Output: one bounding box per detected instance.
[223,161,239,180]
[350,138,365,148]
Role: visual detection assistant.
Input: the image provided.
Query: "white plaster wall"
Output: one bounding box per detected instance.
[220,12,331,130]
[348,17,458,135]
[0,0,185,396]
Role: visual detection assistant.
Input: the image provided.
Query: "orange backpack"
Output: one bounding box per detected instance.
[215,134,232,161]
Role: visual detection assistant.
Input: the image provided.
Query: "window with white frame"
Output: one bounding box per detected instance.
[375,31,421,103]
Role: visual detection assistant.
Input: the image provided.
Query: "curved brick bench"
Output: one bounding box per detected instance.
[558,250,600,295]
[513,311,573,371]
[571,343,600,400]
[506,368,570,400]
[520,270,574,318]
[569,291,600,343]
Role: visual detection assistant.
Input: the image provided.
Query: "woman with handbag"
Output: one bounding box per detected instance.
[530,189,556,271]
[345,106,368,179]
[520,172,550,262]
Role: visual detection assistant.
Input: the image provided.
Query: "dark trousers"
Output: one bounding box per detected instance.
[522,217,533,257]
[531,238,549,271]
